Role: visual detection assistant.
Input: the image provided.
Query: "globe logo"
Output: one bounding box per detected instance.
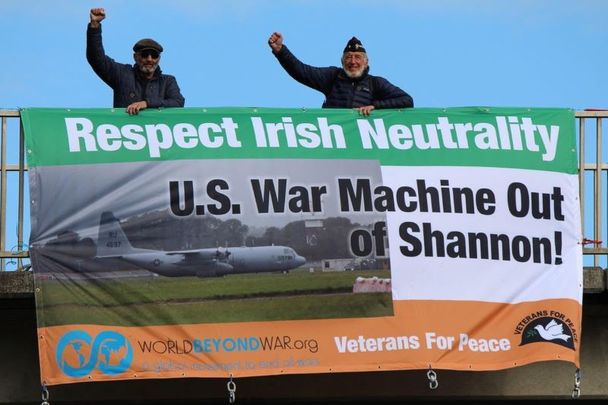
[56,330,133,377]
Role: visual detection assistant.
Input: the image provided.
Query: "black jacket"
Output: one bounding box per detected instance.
[86,24,185,109]
[273,45,413,109]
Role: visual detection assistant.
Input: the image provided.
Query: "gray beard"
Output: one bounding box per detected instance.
[138,63,158,75]
[344,68,364,79]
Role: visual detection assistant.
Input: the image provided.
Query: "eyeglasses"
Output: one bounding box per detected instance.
[139,50,160,59]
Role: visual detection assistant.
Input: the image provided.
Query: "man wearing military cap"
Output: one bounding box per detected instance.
[268,33,413,115]
[87,8,185,115]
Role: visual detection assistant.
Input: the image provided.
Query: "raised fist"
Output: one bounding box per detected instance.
[90,8,106,25]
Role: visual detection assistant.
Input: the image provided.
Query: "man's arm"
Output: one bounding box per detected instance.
[372,76,414,109]
[145,75,185,108]
[128,76,185,115]
[86,8,120,88]
[268,32,336,95]
[161,76,185,107]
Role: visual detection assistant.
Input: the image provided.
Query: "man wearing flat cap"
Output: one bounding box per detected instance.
[268,32,413,115]
[87,8,185,115]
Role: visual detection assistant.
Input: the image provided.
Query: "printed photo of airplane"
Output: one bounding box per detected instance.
[96,212,306,277]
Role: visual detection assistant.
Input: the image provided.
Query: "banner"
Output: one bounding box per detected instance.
[21,107,582,386]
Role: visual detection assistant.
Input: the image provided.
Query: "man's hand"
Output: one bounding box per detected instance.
[126,101,147,115]
[89,8,105,28]
[268,32,283,52]
[356,105,375,116]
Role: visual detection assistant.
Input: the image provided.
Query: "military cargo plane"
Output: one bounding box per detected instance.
[96,212,306,277]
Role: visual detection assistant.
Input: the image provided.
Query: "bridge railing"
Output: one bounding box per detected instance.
[578,110,608,268]
[0,110,27,271]
[1,109,607,271]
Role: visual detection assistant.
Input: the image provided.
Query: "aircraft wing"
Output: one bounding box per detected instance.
[166,248,230,265]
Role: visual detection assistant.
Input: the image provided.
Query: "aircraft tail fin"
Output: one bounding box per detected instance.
[96,211,136,257]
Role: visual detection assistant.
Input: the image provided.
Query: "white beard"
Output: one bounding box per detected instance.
[343,66,366,79]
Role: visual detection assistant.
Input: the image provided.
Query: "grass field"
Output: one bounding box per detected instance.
[35,269,393,327]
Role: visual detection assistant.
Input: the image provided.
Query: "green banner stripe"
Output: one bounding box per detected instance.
[21,107,577,173]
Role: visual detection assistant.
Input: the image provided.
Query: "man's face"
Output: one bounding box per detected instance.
[341,51,368,79]
[134,49,160,75]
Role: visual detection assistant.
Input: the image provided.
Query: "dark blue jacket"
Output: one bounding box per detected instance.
[273,45,413,109]
[86,25,185,109]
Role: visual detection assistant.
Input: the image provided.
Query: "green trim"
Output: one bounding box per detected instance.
[21,107,576,173]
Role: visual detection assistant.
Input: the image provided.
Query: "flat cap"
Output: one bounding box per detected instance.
[133,38,163,53]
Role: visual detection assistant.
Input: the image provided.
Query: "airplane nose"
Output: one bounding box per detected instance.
[296,255,306,266]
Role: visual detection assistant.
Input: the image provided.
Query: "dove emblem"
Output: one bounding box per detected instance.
[534,319,571,342]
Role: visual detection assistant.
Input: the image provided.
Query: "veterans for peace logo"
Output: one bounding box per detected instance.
[56,330,133,378]
[517,315,575,350]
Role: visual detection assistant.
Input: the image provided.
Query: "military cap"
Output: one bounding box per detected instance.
[343,37,366,53]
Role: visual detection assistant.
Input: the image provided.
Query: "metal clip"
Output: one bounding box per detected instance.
[582,238,602,246]
[427,365,439,390]
[41,384,50,405]
[227,374,236,404]
[571,368,581,399]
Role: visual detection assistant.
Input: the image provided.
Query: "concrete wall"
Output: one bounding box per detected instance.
[1,271,607,404]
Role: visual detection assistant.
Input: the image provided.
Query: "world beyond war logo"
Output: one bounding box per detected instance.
[56,330,133,377]
[515,312,576,350]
